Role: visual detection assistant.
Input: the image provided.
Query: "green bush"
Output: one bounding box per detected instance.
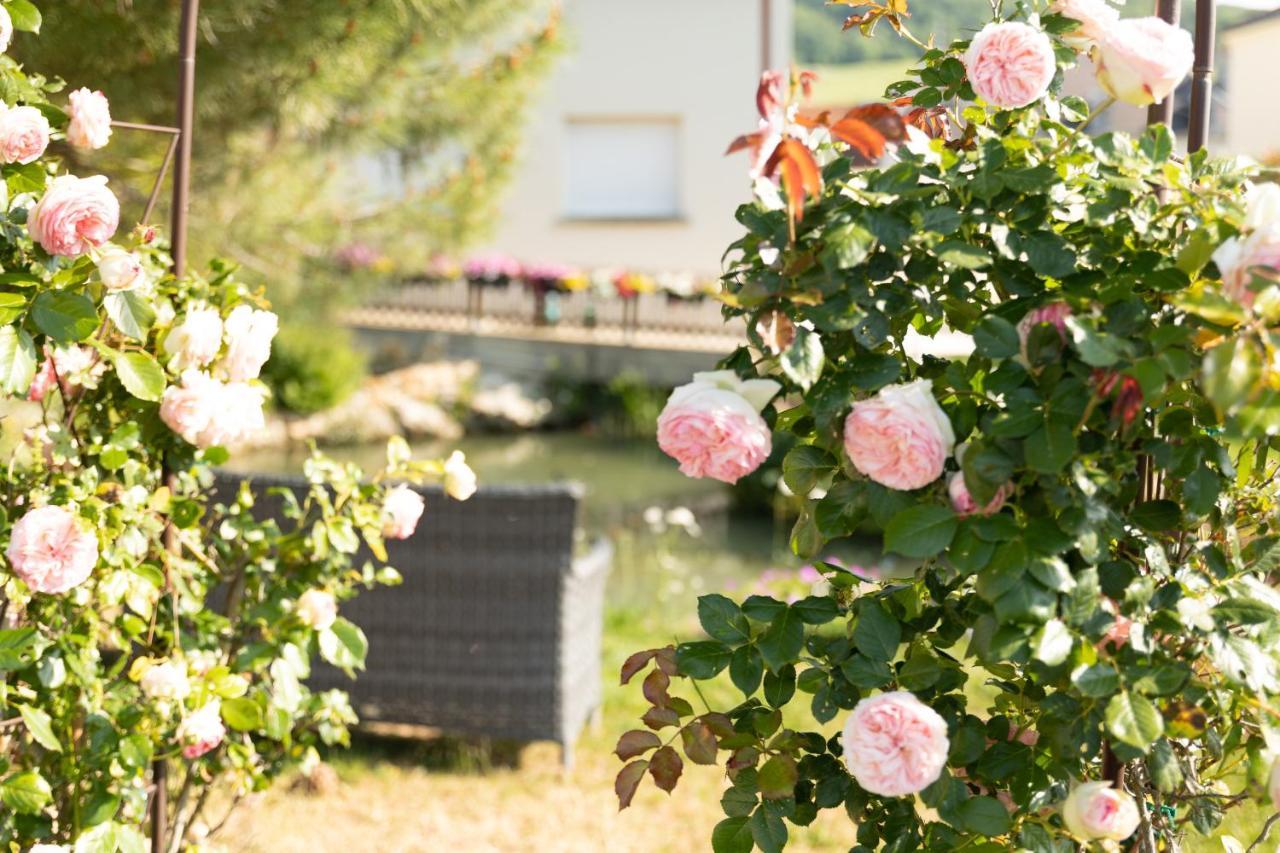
[262,324,368,415]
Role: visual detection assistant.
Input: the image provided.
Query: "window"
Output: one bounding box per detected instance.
[562,118,681,221]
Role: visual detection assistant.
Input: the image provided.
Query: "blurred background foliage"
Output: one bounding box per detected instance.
[16,0,561,318]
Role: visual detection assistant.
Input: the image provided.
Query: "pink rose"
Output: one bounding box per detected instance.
[219,305,278,382]
[382,485,425,540]
[657,372,780,485]
[66,88,112,151]
[6,505,99,594]
[842,691,949,797]
[160,370,266,449]
[1098,609,1132,652]
[0,105,50,165]
[297,589,338,630]
[1018,302,1073,362]
[1217,234,1280,308]
[947,473,1011,517]
[97,247,145,292]
[179,701,226,760]
[963,22,1056,110]
[843,379,955,491]
[28,174,120,257]
[1062,781,1141,841]
[26,357,57,402]
[1095,17,1194,107]
[164,307,224,369]
[1049,0,1120,50]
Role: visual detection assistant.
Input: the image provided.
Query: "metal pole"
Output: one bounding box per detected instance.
[1187,0,1217,152]
[171,0,200,277]
[1146,0,1181,128]
[153,3,200,850]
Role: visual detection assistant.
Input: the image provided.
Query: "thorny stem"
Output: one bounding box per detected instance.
[1248,813,1280,853]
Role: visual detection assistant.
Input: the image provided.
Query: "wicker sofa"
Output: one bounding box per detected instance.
[213,472,612,767]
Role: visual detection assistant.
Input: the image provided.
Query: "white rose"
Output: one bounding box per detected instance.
[97,247,145,292]
[296,589,338,631]
[219,304,278,382]
[443,451,477,501]
[1062,781,1141,841]
[140,660,190,702]
[382,485,425,540]
[66,88,113,151]
[164,307,224,369]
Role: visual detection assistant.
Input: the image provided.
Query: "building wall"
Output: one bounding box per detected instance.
[483,0,791,276]
[1224,18,1280,158]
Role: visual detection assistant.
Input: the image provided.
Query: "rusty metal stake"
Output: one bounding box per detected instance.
[1187,0,1217,153]
[1146,0,1181,129]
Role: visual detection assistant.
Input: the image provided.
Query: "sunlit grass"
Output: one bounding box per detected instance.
[808,60,915,108]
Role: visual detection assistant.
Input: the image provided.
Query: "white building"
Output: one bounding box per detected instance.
[483,0,793,276]
[1223,11,1280,157]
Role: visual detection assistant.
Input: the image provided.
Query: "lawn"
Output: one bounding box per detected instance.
[215,605,1276,852]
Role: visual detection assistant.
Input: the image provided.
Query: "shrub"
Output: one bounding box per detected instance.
[262,323,368,415]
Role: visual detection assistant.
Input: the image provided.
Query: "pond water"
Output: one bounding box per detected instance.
[232,432,884,609]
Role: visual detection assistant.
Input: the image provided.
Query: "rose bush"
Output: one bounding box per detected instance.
[627,3,1280,851]
[0,4,476,850]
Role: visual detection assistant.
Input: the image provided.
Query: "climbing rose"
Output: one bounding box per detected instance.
[0,105,50,165]
[1213,186,1280,308]
[1049,0,1120,50]
[1062,782,1141,841]
[159,370,266,449]
[179,701,226,759]
[97,247,145,292]
[164,307,224,369]
[66,88,113,151]
[219,304,278,381]
[140,660,190,702]
[657,372,780,485]
[443,451,477,501]
[296,589,338,631]
[948,473,1011,517]
[1095,17,1194,106]
[28,174,120,257]
[5,505,98,594]
[963,22,1056,109]
[843,379,955,491]
[842,691,949,797]
[382,485,425,540]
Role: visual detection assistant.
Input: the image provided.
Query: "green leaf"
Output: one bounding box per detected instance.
[319,617,369,673]
[757,754,798,800]
[1183,465,1220,517]
[6,0,41,33]
[1024,415,1077,474]
[781,445,837,495]
[104,290,156,341]
[1064,316,1125,367]
[972,315,1019,360]
[676,641,733,679]
[1073,663,1120,698]
[763,664,796,708]
[1106,690,1164,749]
[854,599,901,662]
[1130,500,1180,533]
[792,596,838,625]
[884,505,958,558]
[730,645,764,695]
[780,326,824,391]
[17,704,61,752]
[956,795,1012,836]
[0,292,27,324]
[1022,232,1076,279]
[0,769,52,814]
[712,816,755,853]
[112,350,166,402]
[749,807,788,853]
[698,594,751,644]
[0,325,37,396]
[1203,338,1261,415]
[31,290,98,343]
[220,697,264,732]
[757,607,804,672]
[936,240,992,270]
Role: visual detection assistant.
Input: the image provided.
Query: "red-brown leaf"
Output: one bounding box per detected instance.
[680,720,720,765]
[620,649,656,685]
[700,712,736,738]
[643,705,680,730]
[615,729,662,761]
[642,668,671,708]
[764,139,822,224]
[615,759,649,809]
[843,103,908,144]
[654,645,678,676]
[725,132,762,157]
[756,69,786,121]
[727,745,761,771]
[756,310,796,356]
[649,746,684,793]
